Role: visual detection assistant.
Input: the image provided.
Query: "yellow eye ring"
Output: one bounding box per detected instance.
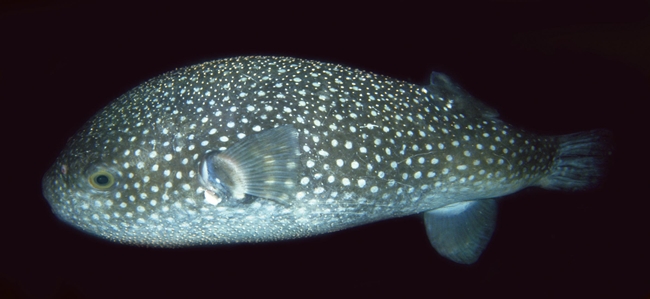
[89,171,115,189]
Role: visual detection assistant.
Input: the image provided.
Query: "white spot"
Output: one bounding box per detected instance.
[357,179,366,188]
[203,190,221,206]
[164,154,173,161]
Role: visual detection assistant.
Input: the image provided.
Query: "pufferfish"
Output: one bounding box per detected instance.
[42,56,611,264]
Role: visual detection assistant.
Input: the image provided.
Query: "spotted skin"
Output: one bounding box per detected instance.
[42,56,610,262]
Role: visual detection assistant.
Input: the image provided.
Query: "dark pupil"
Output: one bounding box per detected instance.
[95,175,109,185]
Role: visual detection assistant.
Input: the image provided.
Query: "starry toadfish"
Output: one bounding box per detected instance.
[42,56,611,264]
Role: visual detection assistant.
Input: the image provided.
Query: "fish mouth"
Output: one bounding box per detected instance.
[42,166,56,202]
[42,164,85,230]
[41,163,67,212]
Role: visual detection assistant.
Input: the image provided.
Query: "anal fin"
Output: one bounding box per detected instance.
[423,199,497,264]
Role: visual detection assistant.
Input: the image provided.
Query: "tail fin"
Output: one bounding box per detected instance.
[539,129,612,191]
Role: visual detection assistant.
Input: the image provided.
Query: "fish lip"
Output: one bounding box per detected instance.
[42,161,71,212]
[41,165,58,204]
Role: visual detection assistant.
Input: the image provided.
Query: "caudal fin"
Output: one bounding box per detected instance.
[539,129,612,191]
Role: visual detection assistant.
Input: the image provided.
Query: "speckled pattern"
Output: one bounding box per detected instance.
[42,56,607,248]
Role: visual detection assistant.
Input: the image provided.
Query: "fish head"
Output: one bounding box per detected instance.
[41,112,194,244]
[42,91,301,246]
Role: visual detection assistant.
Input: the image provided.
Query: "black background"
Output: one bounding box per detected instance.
[2,1,649,298]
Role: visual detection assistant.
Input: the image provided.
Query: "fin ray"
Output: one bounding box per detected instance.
[538,129,612,191]
[424,199,497,264]
[428,72,499,119]
[201,125,299,204]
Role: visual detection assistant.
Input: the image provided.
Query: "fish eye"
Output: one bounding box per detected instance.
[89,171,115,190]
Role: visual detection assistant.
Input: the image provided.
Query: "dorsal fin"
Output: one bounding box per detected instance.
[428,72,499,119]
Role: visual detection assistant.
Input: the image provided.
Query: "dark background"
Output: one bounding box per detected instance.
[2,1,649,298]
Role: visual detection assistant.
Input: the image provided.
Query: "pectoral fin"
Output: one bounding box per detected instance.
[199,125,299,205]
[423,199,497,264]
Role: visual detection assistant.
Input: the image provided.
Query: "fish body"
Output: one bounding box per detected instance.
[42,56,611,263]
